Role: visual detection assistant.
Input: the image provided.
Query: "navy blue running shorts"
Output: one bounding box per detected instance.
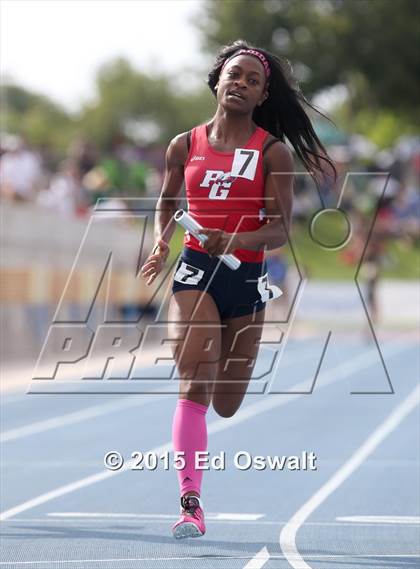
[172,246,269,319]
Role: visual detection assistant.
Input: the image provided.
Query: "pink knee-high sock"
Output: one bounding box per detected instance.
[172,398,208,497]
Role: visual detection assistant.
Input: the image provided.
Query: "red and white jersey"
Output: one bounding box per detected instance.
[183,122,270,263]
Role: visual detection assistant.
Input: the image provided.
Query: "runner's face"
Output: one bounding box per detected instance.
[216,55,269,113]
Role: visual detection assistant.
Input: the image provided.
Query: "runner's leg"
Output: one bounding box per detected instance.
[168,289,221,537]
[212,307,265,418]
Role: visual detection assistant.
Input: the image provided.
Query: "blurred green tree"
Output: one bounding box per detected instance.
[1,60,214,154]
[1,84,74,151]
[3,1,418,153]
[197,0,420,117]
[76,58,213,150]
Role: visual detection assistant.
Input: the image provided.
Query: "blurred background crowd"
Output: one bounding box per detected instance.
[1,124,419,233]
[1,0,419,364]
[0,133,163,217]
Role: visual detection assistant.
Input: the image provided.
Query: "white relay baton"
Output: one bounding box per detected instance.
[174,209,241,271]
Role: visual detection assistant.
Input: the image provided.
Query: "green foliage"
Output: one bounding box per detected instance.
[1,84,74,151]
[1,59,215,154]
[289,219,419,280]
[198,0,420,119]
[334,103,419,149]
[76,57,214,150]
[3,1,419,154]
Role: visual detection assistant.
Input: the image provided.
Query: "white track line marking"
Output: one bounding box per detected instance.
[1,346,315,441]
[2,346,172,393]
[3,517,418,527]
[279,383,420,569]
[1,393,170,443]
[243,547,270,569]
[0,343,408,522]
[336,515,420,524]
[47,512,264,521]
[213,513,264,521]
[0,554,419,566]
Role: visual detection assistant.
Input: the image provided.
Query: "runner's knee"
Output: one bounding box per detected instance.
[180,378,213,399]
[212,400,239,418]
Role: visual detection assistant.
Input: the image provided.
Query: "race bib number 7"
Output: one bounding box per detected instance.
[231,148,259,180]
[174,262,204,285]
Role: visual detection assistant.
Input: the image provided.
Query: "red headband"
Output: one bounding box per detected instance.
[221,48,271,79]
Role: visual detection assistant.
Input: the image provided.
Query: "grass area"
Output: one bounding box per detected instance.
[382,240,420,279]
[167,221,419,280]
[288,221,419,280]
[168,225,186,263]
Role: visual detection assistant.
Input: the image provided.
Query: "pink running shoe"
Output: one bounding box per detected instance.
[172,495,206,539]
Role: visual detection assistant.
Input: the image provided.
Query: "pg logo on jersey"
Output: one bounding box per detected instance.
[200,170,236,200]
[199,149,259,200]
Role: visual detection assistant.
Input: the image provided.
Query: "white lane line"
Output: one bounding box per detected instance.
[213,513,265,521]
[0,554,419,566]
[0,393,171,443]
[3,346,174,393]
[336,515,420,524]
[243,547,270,569]
[1,346,315,442]
[211,342,407,438]
[3,518,419,527]
[25,345,317,395]
[0,343,408,522]
[279,383,420,569]
[47,512,264,521]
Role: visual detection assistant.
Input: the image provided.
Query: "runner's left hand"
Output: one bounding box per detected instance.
[197,228,238,256]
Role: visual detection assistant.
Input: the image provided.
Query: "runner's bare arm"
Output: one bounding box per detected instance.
[140,133,187,284]
[233,141,294,251]
[153,133,188,250]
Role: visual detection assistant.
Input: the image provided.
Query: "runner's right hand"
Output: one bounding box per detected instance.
[141,239,170,285]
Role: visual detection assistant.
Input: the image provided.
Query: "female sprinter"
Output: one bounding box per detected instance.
[140,40,336,539]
